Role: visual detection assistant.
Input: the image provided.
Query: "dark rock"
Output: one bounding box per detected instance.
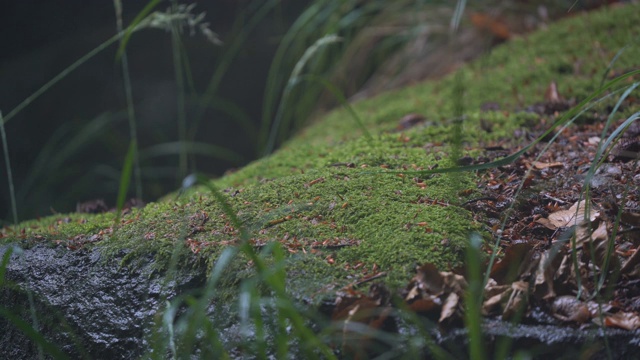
[0,244,206,359]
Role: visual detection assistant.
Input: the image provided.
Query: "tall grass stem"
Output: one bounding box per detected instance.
[114,0,143,200]
[3,34,121,125]
[170,2,189,180]
[0,111,18,225]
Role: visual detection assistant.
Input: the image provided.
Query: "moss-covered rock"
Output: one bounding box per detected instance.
[1,4,640,358]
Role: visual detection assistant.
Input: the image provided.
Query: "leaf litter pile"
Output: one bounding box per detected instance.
[323,86,640,356]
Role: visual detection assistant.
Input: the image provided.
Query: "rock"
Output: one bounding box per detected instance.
[0,245,206,359]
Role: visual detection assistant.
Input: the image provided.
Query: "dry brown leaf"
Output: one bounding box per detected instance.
[482,290,509,316]
[536,200,599,230]
[602,312,640,330]
[502,281,529,320]
[621,211,640,227]
[551,296,591,323]
[441,271,467,296]
[481,281,529,320]
[588,136,601,145]
[533,246,567,300]
[532,161,564,169]
[490,243,535,285]
[439,292,460,323]
[621,247,640,278]
[544,81,562,103]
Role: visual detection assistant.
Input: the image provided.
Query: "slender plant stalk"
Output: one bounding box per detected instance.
[191,0,279,143]
[115,140,136,225]
[3,34,122,125]
[465,233,486,360]
[114,0,143,200]
[170,1,188,180]
[0,111,18,225]
[298,74,373,141]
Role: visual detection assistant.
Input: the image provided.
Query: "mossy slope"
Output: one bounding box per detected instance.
[5,4,640,296]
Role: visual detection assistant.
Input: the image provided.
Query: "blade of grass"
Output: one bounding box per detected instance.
[139,141,246,164]
[263,34,343,155]
[0,111,18,225]
[465,232,486,360]
[0,246,21,286]
[3,34,123,125]
[375,69,640,177]
[0,306,70,360]
[297,74,373,141]
[190,0,279,143]
[259,0,338,153]
[169,5,189,181]
[113,0,143,201]
[192,174,336,358]
[115,140,136,224]
[19,112,121,205]
[115,0,161,61]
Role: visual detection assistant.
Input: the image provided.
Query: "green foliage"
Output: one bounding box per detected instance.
[2,1,640,358]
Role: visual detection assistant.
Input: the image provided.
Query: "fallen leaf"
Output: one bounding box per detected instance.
[550,296,591,323]
[537,200,599,230]
[532,161,564,169]
[489,243,535,285]
[602,311,640,330]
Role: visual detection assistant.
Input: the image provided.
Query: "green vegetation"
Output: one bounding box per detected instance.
[1,1,640,358]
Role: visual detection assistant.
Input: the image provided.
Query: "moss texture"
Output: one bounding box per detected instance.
[3,4,640,296]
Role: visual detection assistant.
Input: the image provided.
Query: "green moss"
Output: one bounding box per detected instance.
[4,4,640,296]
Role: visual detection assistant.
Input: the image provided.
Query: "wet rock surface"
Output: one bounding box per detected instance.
[437,318,640,358]
[0,244,206,359]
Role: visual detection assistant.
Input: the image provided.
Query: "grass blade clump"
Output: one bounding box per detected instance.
[298,74,372,141]
[263,34,343,155]
[191,0,279,143]
[147,174,336,358]
[0,307,69,360]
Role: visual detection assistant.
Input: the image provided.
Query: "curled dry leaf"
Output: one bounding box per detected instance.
[404,263,467,325]
[536,200,599,230]
[578,219,620,273]
[533,245,567,300]
[489,243,535,285]
[439,292,460,324]
[544,81,562,103]
[531,161,564,169]
[482,280,529,320]
[601,311,640,331]
[330,284,397,359]
[620,247,640,278]
[397,113,426,130]
[550,296,591,324]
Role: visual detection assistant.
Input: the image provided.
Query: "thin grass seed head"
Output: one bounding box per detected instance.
[137,3,222,45]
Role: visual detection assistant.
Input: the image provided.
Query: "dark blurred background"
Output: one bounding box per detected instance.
[0,0,617,223]
[0,0,312,222]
